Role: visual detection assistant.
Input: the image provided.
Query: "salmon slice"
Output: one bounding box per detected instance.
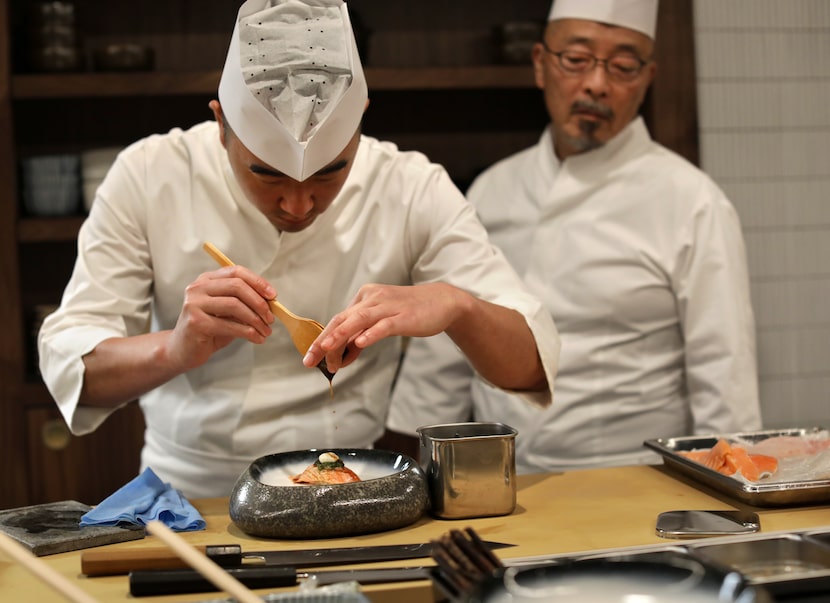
[700,438,734,473]
[729,445,761,481]
[292,464,360,484]
[679,450,709,462]
[679,438,778,481]
[749,453,778,478]
[291,451,361,485]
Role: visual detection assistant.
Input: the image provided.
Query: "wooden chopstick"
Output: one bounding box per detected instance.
[145,521,263,603]
[0,532,100,603]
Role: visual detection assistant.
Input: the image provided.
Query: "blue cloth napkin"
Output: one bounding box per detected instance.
[80,467,206,532]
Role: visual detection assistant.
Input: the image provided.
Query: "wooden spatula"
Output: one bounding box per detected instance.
[202,242,334,381]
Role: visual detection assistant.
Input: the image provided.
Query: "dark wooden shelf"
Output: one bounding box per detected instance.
[13,65,536,245]
[11,65,536,98]
[365,66,536,90]
[18,216,85,242]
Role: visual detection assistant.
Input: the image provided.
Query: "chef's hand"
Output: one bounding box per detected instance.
[303,283,466,374]
[166,265,276,370]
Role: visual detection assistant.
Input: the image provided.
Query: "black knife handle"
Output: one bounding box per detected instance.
[129,566,297,597]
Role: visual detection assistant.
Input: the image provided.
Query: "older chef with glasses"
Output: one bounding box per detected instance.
[386,0,762,473]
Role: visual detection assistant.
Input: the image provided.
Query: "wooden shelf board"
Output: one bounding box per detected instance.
[18,217,85,242]
[11,66,535,98]
[367,66,536,90]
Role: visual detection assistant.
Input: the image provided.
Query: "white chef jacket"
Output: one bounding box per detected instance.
[388,117,761,473]
[38,121,560,498]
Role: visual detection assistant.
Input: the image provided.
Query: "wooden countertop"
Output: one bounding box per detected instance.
[2,464,829,602]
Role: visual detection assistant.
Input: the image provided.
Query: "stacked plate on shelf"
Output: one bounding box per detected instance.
[20,154,81,216]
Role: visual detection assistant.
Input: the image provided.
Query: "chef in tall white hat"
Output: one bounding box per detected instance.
[39,0,561,497]
[387,0,761,475]
[217,0,367,182]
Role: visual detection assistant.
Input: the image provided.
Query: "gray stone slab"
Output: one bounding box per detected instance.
[0,500,144,556]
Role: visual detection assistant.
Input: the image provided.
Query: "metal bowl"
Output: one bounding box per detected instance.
[470,551,773,603]
[229,448,429,539]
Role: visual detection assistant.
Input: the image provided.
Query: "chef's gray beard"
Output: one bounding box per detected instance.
[567,120,604,153]
[566,100,614,153]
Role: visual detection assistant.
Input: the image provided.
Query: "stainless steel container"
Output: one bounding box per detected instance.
[417,422,517,519]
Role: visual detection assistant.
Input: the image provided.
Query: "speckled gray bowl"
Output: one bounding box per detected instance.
[229,448,430,539]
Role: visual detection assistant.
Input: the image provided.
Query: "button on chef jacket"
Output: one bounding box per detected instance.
[388,117,761,473]
[37,121,560,498]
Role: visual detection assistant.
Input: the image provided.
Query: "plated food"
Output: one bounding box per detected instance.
[291,451,361,485]
[229,448,429,538]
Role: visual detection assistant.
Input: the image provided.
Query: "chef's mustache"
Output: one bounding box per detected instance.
[570,100,614,120]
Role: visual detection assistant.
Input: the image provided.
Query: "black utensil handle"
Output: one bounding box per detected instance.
[129,566,297,596]
[205,544,245,567]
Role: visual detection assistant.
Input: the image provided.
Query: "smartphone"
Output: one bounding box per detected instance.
[656,510,760,539]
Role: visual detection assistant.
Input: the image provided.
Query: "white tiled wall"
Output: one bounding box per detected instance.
[693,0,830,428]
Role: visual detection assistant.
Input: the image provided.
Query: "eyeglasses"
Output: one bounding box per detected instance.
[541,40,649,82]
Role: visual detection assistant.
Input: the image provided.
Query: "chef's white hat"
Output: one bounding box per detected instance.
[547,0,659,39]
[218,0,367,181]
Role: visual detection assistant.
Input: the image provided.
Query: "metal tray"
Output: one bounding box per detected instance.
[686,532,830,597]
[507,531,830,599]
[644,427,830,507]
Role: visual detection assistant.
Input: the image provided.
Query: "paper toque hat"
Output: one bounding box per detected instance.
[219,0,367,181]
[547,0,658,39]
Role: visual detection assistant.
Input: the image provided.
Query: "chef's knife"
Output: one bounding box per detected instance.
[129,565,434,597]
[82,541,514,576]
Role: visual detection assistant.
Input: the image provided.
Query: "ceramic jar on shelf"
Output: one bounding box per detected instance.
[26,1,83,72]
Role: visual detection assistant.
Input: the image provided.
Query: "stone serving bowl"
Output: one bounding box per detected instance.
[229,448,430,539]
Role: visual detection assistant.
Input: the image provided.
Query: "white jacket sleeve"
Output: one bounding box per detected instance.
[675,177,761,433]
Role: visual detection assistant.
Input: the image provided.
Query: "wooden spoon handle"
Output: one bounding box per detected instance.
[201,242,324,359]
[201,241,233,268]
[202,242,296,322]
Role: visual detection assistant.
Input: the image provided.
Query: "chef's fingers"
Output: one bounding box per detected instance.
[203,265,277,302]
[338,343,362,368]
[190,296,274,341]
[203,265,278,306]
[322,343,361,373]
[186,272,274,339]
[303,326,358,372]
[305,284,443,366]
[194,267,276,329]
[304,282,456,370]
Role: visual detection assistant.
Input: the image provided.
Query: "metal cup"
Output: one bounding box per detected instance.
[417,422,517,520]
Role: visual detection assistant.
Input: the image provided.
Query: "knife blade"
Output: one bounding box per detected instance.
[82,541,514,576]
[129,565,434,597]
